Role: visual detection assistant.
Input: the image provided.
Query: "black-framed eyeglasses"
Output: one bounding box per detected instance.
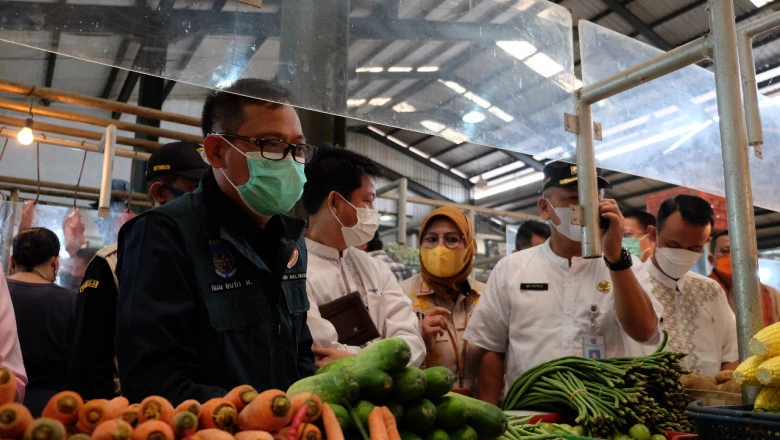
[421,233,465,249]
[212,133,318,164]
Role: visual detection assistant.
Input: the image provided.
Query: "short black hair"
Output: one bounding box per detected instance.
[12,227,60,271]
[657,194,715,231]
[302,147,383,215]
[515,220,551,251]
[623,210,657,232]
[201,79,296,137]
[710,229,729,254]
[366,232,383,252]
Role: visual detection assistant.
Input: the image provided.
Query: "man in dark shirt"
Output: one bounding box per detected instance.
[68,142,209,399]
[8,228,76,416]
[115,79,316,404]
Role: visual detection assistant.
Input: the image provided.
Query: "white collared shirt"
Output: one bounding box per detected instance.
[646,262,738,375]
[305,238,426,367]
[463,240,662,393]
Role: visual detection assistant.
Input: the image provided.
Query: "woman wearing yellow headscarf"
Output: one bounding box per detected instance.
[400,207,485,396]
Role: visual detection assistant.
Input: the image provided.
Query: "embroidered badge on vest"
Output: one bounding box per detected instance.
[210,242,237,279]
[287,247,300,269]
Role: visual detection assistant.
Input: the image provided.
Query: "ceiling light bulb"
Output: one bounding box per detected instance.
[462,111,486,123]
[17,119,34,145]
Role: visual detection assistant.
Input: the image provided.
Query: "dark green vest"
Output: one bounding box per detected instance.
[151,189,310,391]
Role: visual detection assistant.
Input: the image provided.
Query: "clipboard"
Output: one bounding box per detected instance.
[318,291,380,346]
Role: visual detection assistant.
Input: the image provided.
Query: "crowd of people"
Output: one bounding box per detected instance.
[0,79,753,413]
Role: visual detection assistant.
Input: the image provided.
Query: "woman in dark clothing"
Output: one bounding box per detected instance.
[8,227,76,416]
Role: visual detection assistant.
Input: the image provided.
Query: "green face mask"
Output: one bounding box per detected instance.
[622,237,643,257]
[221,138,306,217]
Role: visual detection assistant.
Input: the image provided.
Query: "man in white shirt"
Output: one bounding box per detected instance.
[301,147,425,367]
[464,162,662,405]
[644,195,738,375]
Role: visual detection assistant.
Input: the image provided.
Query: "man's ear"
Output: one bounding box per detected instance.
[537,197,550,221]
[148,182,167,205]
[708,254,717,265]
[647,225,657,243]
[203,135,225,168]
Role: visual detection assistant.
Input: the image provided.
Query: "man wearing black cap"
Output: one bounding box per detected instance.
[465,161,662,405]
[68,141,209,399]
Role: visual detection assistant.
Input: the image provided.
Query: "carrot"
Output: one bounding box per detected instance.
[297,425,321,440]
[76,399,110,434]
[198,398,238,433]
[139,396,175,425]
[131,420,174,440]
[236,390,292,432]
[42,391,83,426]
[234,431,273,440]
[320,404,344,440]
[107,396,130,419]
[69,433,92,440]
[379,407,400,440]
[0,366,17,405]
[191,429,234,440]
[171,410,198,439]
[0,403,33,438]
[121,404,143,428]
[289,393,321,423]
[224,386,258,412]
[23,417,67,440]
[92,419,133,440]
[285,404,309,440]
[174,400,201,416]
[367,408,388,440]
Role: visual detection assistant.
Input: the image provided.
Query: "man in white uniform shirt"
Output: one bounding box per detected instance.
[302,147,425,367]
[464,162,662,405]
[643,194,738,375]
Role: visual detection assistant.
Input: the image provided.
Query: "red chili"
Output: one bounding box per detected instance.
[286,403,310,440]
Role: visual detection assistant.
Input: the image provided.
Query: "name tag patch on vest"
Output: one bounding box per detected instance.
[210,279,254,292]
[210,241,237,279]
[282,272,306,281]
[520,283,548,291]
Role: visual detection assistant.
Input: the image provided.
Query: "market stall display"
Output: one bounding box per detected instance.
[288,338,508,440]
[501,333,691,438]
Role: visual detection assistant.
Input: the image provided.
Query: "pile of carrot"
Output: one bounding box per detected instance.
[0,368,356,440]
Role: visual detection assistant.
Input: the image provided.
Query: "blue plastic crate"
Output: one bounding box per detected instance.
[685,400,780,439]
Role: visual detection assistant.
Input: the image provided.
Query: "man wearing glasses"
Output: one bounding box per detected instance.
[301,147,425,368]
[115,79,316,404]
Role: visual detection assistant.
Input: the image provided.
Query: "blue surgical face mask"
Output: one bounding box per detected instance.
[220,137,307,217]
[164,184,186,199]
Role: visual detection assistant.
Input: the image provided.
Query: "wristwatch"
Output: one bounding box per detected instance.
[604,247,633,271]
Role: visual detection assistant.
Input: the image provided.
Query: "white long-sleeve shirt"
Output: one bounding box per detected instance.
[464,240,662,393]
[305,238,425,367]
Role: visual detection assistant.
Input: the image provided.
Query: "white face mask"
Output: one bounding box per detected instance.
[654,247,701,280]
[331,192,379,248]
[545,199,581,242]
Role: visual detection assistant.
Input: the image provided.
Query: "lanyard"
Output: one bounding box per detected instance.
[444,298,470,388]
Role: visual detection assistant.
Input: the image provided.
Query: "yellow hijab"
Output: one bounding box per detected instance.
[418,207,477,296]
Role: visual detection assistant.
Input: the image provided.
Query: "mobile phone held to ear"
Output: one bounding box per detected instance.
[600,216,610,230]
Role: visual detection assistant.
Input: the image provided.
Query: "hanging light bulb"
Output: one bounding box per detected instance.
[17,118,34,146]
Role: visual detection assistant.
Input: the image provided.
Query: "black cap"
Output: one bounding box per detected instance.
[145,141,210,181]
[542,161,612,191]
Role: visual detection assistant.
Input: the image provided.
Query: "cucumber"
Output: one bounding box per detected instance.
[393,367,428,400]
[353,400,376,428]
[424,429,450,440]
[386,401,404,422]
[327,403,350,431]
[354,368,393,399]
[443,393,507,439]
[435,396,469,430]
[450,425,477,440]
[315,338,412,374]
[400,433,423,440]
[424,366,455,399]
[287,370,360,403]
[402,399,437,431]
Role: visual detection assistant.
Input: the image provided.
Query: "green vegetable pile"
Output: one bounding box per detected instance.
[498,416,591,439]
[501,332,692,438]
[287,338,508,440]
